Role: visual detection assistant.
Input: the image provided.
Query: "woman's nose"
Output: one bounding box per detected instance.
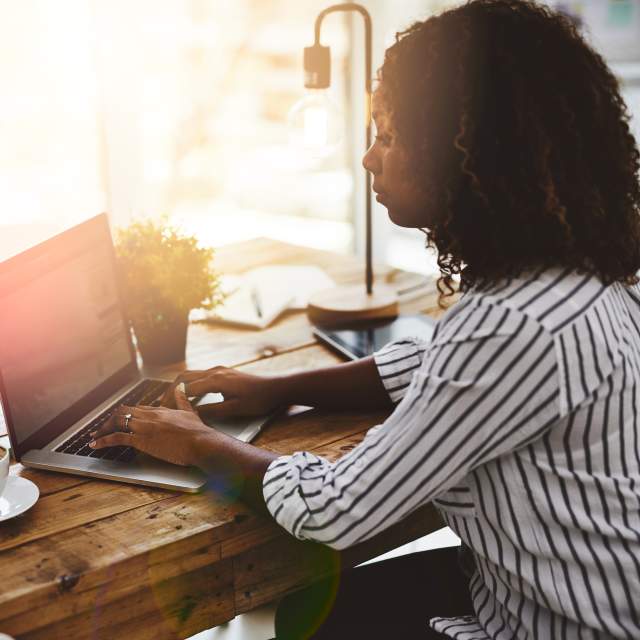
[362,144,379,175]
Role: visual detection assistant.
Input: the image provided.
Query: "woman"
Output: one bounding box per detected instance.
[91,1,640,638]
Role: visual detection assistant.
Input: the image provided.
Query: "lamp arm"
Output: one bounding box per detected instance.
[314,3,374,295]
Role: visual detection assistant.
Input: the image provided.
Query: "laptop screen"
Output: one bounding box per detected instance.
[0,215,136,450]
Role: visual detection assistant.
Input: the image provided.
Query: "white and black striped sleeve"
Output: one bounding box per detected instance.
[263,302,560,551]
[373,337,429,403]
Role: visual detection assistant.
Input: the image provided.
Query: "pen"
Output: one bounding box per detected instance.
[251,286,263,318]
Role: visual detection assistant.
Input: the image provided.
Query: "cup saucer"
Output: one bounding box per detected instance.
[0,476,40,522]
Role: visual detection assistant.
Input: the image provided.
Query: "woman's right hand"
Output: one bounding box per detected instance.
[159,366,287,419]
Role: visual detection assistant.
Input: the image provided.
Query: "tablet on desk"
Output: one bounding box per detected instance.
[313,314,436,360]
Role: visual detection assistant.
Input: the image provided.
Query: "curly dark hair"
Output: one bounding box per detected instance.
[377,0,640,304]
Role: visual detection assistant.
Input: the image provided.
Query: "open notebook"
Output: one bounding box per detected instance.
[190,265,335,329]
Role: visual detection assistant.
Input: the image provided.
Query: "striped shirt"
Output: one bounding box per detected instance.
[263,267,640,639]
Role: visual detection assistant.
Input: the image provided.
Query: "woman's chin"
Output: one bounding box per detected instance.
[385,203,433,229]
[387,208,419,228]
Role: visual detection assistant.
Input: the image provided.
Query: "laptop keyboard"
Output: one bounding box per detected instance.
[55,379,170,462]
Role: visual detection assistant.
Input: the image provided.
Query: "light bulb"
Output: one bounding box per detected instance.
[288,90,344,160]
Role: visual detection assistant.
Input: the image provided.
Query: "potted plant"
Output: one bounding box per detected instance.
[114,217,223,365]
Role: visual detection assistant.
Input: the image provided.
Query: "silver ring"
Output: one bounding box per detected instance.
[123,413,133,433]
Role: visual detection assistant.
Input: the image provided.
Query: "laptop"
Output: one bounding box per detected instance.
[0,214,270,492]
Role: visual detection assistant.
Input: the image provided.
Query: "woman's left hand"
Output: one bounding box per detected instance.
[89,384,216,467]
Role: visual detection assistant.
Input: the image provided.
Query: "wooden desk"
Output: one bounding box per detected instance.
[0,239,444,640]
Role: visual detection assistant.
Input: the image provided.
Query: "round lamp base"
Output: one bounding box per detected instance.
[307,284,398,327]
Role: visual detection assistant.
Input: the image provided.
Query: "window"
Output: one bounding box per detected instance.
[1,0,355,259]
[0,0,106,259]
[95,0,354,252]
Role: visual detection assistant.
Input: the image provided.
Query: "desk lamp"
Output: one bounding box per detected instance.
[293,3,398,326]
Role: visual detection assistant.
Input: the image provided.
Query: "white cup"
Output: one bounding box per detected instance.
[0,446,9,497]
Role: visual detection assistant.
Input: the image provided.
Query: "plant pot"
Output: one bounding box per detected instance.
[133,312,189,366]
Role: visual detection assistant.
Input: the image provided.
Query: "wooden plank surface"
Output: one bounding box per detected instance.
[0,238,445,640]
[0,492,254,633]
[0,481,166,553]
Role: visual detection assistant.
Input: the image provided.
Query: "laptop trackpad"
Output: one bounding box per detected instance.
[194,393,270,443]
